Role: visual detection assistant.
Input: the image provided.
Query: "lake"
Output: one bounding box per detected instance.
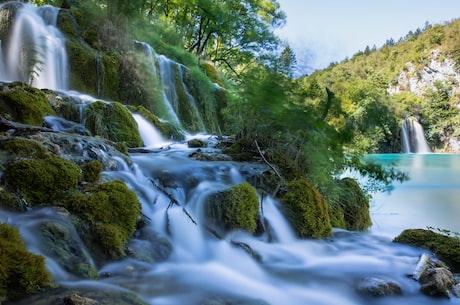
[367,153,460,238]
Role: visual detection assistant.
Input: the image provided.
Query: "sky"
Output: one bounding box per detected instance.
[276,0,460,75]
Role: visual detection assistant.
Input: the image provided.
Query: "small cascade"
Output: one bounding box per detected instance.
[0,3,68,90]
[95,51,104,97]
[132,113,171,148]
[401,117,432,153]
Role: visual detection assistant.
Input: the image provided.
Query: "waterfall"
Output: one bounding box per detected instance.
[401,117,432,153]
[0,3,68,90]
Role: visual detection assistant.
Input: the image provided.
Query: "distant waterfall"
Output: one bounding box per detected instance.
[401,117,432,153]
[0,3,68,90]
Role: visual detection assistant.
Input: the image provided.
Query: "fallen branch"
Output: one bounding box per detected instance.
[254,140,283,180]
[0,115,55,134]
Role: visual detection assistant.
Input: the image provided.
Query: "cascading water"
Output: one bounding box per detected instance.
[0,3,68,90]
[132,113,171,148]
[401,117,432,153]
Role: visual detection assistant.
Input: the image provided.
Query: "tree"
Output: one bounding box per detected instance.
[277,45,297,77]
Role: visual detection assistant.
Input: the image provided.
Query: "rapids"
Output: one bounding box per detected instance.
[2,131,460,304]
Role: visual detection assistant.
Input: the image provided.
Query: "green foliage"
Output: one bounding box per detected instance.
[281,178,332,239]
[63,180,141,259]
[0,83,54,126]
[394,228,460,273]
[3,156,81,205]
[0,223,52,301]
[330,178,372,231]
[85,101,143,147]
[205,182,260,234]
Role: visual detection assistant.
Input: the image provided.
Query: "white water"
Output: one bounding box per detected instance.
[133,113,171,148]
[401,117,431,153]
[0,3,68,90]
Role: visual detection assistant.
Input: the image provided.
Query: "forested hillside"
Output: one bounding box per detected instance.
[299,19,460,153]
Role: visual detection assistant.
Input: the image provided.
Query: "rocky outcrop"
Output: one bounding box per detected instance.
[388,49,460,97]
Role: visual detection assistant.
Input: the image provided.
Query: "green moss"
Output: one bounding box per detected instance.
[80,160,103,183]
[222,138,255,162]
[66,39,97,96]
[3,156,81,205]
[85,101,143,148]
[0,84,54,126]
[394,229,460,273]
[57,9,79,38]
[0,223,52,301]
[206,182,260,234]
[0,189,25,212]
[332,178,372,231]
[63,180,141,260]
[0,137,49,160]
[200,61,224,87]
[267,151,301,181]
[101,52,120,100]
[187,139,206,148]
[281,178,332,238]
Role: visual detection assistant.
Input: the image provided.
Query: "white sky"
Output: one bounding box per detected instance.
[276,0,460,75]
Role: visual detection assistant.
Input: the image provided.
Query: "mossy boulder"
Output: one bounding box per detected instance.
[280,178,332,238]
[0,188,26,212]
[0,223,52,302]
[0,83,54,126]
[85,101,142,148]
[63,180,141,261]
[205,182,260,234]
[3,156,81,205]
[330,178,372,231]
[187,138,206,148]
[66,39,98,97]
[0,137,49,164]
[80,160,103,183]
[393,229,460,273]
[40,221,98,279]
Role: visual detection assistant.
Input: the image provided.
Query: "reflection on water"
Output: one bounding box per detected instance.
[368,154,460,238]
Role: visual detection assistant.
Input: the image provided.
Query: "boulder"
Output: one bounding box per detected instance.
[419,267,456,297]
[356,277,402,297]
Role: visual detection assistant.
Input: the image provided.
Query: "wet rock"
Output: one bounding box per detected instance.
[188,148,232,161]
[452,283,460,298]
[419,267,456,297]
[63,294,99,305]
[356,277,402,297]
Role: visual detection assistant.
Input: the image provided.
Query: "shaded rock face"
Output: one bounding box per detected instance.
[0,2,22,42]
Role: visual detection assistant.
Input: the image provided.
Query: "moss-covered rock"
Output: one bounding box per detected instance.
[205,182,260,234]
[0,223,52,302]
[280,178,332,238]
[199,61,225,88]
[187,139,206,148]
[85,101,142,148]
[0,137,49,162]
[0,188,26,212]
[331,178,372,231]
[63,180,141,261]
[393,229,460,273]
[0,83,54,126]
[3,156,81,205]
[40,221,98,279]
[80,160,103,183]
